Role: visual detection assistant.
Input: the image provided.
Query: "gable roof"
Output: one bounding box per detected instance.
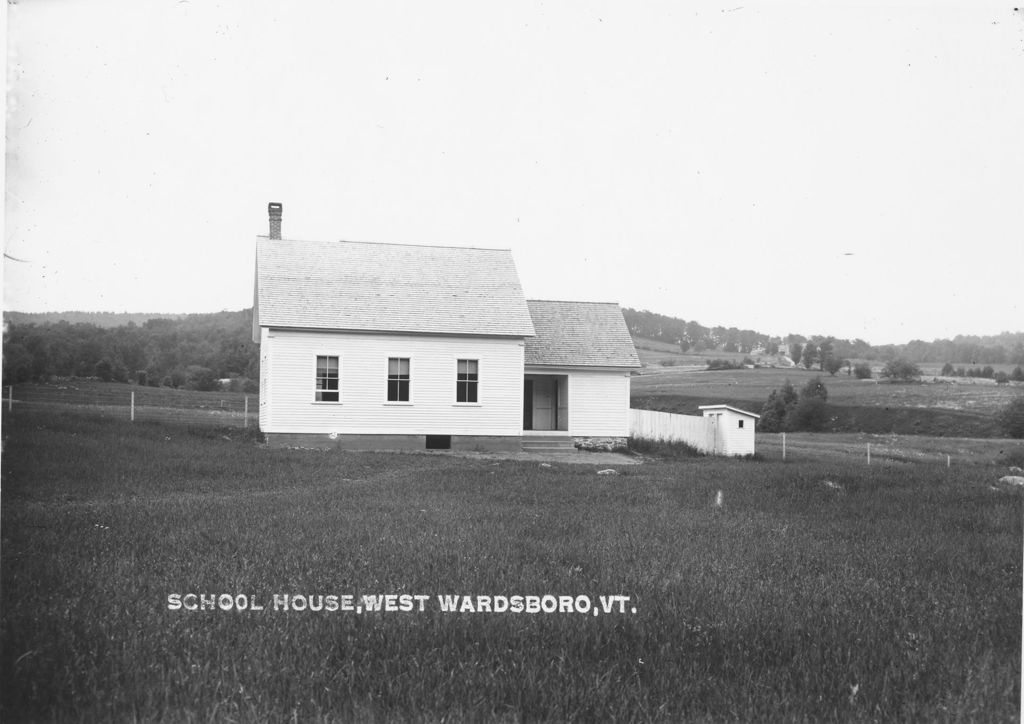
[524,300,641,368]
[256,238,535,337]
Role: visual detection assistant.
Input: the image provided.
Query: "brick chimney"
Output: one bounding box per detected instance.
[268,202,283,240]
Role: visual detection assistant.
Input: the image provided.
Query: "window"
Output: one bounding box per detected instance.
[387,357,410,402]
[315,355,339,402]
[738,419,744,428]
[456,359,479,403]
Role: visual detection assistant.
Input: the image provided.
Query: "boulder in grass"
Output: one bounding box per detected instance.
[597,469,619,475]
[998,475,1024,487]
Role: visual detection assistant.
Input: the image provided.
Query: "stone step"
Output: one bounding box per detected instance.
[521,437,576,452]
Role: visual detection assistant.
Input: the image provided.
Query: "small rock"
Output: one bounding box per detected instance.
[823,480,844,492]
[597,469,619,475]
[998,475,1024,487]
[1009,466,1024,474]
[540,463,552,468]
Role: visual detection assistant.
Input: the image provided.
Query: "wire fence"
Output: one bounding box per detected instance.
[752,431,1020,467]
[4,383,258,428]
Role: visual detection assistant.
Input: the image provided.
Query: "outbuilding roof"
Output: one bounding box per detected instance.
[524,300,641,368]
[698,404,761,419]
[255,238,535,337]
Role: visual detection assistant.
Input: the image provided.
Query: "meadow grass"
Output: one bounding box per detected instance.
[632,367,1024,437]
[1,408,1020,722]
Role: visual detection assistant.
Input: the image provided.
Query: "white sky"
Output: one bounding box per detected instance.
[4,1,1023,345]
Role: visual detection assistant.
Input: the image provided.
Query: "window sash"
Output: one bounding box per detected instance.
[456,359,478,403]
[387,357,411,402]
[315,355,339,402]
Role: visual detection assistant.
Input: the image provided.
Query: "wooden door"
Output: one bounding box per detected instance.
[532,378,556,431]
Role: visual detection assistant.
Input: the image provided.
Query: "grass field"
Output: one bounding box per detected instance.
[1,408,1020,721]
[633,366,1024,438]
[6,380,258,428]
[756,431,1024,467]
[633,337,764,369]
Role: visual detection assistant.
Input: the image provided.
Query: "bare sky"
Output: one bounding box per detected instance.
[5,1,1023,345]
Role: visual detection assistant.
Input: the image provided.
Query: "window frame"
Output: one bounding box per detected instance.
[385,356,412,404]
[455,358,480,405]
[313,354,341,403]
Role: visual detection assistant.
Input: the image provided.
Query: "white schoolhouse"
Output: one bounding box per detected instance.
[252,203,640,451]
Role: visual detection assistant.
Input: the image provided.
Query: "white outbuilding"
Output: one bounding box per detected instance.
[697,405,760,456]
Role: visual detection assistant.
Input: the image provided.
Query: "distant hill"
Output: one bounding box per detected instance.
[3,311,185,328]
[623,307,1024,366]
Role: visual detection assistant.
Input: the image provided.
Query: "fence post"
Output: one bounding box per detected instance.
[867,443,871,466]
[130,391,135,422]
[782,432,786,461]
[947,454,951,468]
[7,385,11,412]
[244,396,249,428]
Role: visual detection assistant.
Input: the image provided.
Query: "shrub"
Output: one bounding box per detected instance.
[997,398,1024,439]
[801,377,828,402]
[760,391,788,433]
[853,362,872,379]
[995,371,1009,385]
[823,357,845,376]
[706,359,741,371]
[94,359,114,382]
[1012,366,1024,382]
[759,380,800,433]
[788,396,829,432]
[881,358,922,382]
[940,362,955,376]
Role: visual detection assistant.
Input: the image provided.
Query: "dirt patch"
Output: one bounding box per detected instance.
[423,449,643,465]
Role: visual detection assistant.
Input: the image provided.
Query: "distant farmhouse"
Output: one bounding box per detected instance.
[252,203,641,452]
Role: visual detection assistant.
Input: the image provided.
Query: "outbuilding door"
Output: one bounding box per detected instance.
[706,412,726,455]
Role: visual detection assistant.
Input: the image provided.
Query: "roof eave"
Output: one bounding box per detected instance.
[259,323,535,339]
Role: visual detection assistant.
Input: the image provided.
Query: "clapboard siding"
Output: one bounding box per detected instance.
[568,371,631,437]
[718,413,755,455]
[698,406,758,456]
[261,329,524,435]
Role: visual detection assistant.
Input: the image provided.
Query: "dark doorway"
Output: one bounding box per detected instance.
[523,380,534,430]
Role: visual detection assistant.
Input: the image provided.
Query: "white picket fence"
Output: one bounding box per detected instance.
[629,408,716,454]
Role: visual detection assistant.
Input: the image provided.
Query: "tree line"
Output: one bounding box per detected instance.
[3,310,258,391]
[623,308,1024,365]
[6,307,1023,391]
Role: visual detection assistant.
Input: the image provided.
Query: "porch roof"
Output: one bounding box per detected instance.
[524,300,641,368]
